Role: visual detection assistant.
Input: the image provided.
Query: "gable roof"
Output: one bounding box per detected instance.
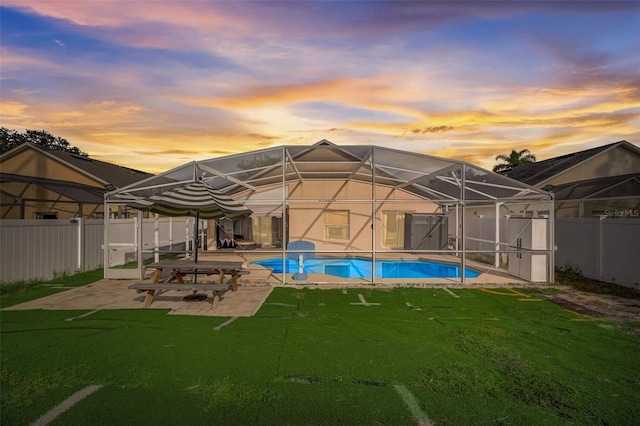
[1,142,152,189]
[502,140,639,186]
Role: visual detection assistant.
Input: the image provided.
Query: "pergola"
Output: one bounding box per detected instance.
[105,141,554,284]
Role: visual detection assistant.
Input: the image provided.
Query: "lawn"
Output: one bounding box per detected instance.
[1,279,639,425]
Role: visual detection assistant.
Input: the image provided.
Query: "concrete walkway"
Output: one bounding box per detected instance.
[3,279,273,317]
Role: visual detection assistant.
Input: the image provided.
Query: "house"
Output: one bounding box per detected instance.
[0,142,153,219]
[502,141,640,218]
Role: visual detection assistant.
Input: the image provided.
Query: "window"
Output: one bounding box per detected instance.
[382,211,407,248]
[251,216,272,244]
[324,210,349,240]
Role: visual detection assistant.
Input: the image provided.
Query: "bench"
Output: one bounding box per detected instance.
[129,282,232,310]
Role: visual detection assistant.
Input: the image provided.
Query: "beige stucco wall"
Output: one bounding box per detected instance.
[1,148,103,187]
[236,180,443,250]
[545,145,640,186]
[287,180,439,251]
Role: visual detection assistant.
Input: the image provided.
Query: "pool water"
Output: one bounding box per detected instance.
[250,257,480,279]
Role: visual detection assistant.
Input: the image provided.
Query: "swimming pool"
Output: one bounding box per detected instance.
[250,257,480,279]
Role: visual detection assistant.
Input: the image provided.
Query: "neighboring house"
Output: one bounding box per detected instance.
[502,140,640,218]
[0,142,153,219]
[503,140,640,287]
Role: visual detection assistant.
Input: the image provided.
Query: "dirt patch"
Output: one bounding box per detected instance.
[547,297,605,317]
[539,287,640,322]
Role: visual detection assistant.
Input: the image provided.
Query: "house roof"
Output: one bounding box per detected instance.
[502,140,639,186]
[1,142,152,189]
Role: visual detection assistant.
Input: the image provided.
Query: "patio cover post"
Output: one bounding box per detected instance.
[282,146,287,285]
[371,147,376,284]
[461,163,466,285]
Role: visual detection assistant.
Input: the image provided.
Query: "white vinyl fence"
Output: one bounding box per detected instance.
[106,217,191,267]
[0,218,190,283]
[555,218,640,288]
[464,216,639,287]
[0,219,103,283]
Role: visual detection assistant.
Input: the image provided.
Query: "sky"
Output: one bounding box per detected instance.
[1,1,639,174]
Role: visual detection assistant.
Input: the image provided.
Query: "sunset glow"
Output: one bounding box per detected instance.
[1,1,638,173]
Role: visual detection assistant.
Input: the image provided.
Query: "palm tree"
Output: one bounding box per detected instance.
[492,149,536,172]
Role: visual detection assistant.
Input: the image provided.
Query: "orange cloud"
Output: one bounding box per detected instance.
[171,76,413,110]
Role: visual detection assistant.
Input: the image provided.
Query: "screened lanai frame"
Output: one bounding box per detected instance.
[104,141,554,284]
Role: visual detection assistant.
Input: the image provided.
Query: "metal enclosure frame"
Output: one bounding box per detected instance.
[105,141,554,284]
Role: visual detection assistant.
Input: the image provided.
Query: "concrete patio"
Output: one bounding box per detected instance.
[3,279,274,317]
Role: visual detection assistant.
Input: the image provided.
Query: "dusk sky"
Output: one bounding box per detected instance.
[1,1,639,174]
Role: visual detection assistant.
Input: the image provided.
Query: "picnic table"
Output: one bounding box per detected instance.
[129,259,248,309]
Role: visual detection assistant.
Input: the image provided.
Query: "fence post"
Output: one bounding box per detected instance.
[169,217,173,250]
[595,216,605,282]
[154,213,160,263]
[77,217,85,271]
[495,202,502,267]
[136,211,143,278]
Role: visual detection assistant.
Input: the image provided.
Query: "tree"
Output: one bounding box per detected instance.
[0,127,89,157]
[492,149,536,172]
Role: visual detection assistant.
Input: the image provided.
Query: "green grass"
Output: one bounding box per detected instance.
[0,269,104,309]
[1,284,639,425]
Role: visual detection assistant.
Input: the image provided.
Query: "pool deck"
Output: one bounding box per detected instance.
[239,252,532,287]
